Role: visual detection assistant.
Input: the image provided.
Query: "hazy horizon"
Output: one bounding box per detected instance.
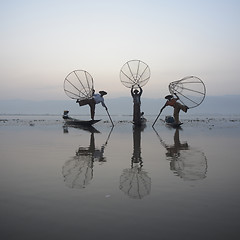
[1,94,240,115]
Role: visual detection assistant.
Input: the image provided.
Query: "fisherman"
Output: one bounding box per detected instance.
[63,110,69,119]
[131,85,143,125]
[160,93,188,124]
[76,89,107,120]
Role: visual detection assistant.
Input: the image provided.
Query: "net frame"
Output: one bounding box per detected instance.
[120,60,150,88]
[64,70,94,100]
[169,76,206,109]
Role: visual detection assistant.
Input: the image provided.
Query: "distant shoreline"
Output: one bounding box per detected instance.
[0,95,240,115]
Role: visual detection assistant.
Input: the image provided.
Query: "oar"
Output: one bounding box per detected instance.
[152,109,162,127]
[105,107,114,127]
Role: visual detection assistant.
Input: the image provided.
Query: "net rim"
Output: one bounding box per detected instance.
[120,59,151,88]
[64,70,94,100]
[168,76,206,109]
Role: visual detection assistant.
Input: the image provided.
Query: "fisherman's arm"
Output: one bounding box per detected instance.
[131,86,134,97]
[174,93,179,100]
[101,101,107,109]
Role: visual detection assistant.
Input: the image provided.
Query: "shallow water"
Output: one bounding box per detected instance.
[1,115,240,240]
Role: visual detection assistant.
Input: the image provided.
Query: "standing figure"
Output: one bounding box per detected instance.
[160,93,188,124]
[131,85,143,125]
[77,90,107,120]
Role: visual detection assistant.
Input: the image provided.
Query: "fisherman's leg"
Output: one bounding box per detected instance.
[136,105,141,123]
[89,102,96,120]
[173,107,180,124]
[133,104,137,123]
[77,99,90,106]
[133,105,136,122]
[178,103,188,113]
[133,103,141,125]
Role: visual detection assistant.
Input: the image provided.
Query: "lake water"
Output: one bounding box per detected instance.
[1,114,240,240]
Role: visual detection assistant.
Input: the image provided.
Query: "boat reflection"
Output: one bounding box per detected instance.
[63,123,100,134]
[153,127,208,181]
[62,127,113,189]
[120,125,151,199]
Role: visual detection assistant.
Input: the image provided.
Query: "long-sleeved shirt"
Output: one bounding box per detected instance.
[93,94,106,108]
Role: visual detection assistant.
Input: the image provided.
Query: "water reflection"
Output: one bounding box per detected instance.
[120,125,151,199]
[63,124,100,134]
[62,127,113,189]
[153,127,208,181]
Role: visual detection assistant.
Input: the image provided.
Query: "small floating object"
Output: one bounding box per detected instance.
[165,116,183,128]
[29,122,35,126]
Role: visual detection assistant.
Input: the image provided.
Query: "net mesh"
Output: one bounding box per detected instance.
[62,154,93,189]
[119,166,151,199]
[120,60,150,88]
[168,149,208,181]
[64,70,94,100]
[169,76,206,108]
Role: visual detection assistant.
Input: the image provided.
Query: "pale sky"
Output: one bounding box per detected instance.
[1,0,240,100]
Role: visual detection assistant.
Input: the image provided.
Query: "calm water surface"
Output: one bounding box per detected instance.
[1,115,240,240]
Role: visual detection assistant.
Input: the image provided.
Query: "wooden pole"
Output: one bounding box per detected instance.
[105,107,114,127]
[152,110,162,127]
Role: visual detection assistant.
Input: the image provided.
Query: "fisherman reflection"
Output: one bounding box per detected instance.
[165,128,189,160]
[154,128,207,181]
[62,132,107,189]
[131,125,142,166]
[120,126,151,199]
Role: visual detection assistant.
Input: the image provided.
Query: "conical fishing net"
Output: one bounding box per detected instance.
[169,76,206,108]
[120,60,150,88]
[64,70,94,100]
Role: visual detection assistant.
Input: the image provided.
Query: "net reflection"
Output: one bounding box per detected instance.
[154,127,208,181]
[120,125,151,199]
[62,126,113,189]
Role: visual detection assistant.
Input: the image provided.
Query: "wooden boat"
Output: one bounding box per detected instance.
[63,111,101,126]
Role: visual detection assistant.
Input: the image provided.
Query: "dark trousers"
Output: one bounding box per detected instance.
[79,99,96,120]
[133,103,141,125]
